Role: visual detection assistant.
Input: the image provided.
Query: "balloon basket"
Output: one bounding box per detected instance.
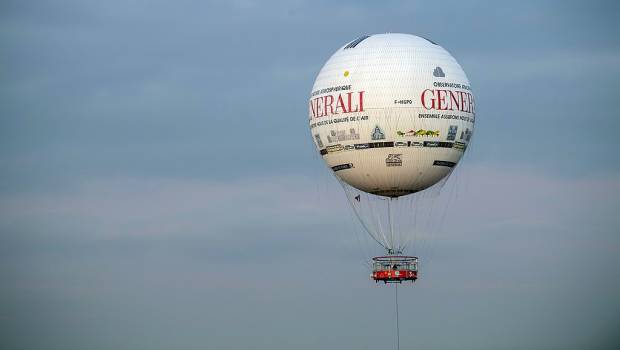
[371,256,418,283]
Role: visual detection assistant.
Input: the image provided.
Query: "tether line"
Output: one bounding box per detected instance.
[395,283,400,350]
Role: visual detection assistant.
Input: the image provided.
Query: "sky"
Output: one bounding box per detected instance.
[1,0,619,349]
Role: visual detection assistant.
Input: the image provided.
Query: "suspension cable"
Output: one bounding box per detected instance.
[388,198,395,251]
[395,283,400,350]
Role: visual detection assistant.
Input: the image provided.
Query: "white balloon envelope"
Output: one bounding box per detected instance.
[309,33,475,197]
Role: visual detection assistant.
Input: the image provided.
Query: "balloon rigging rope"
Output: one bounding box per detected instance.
[388,198,394,251]
[342,183,389,250]
[341,183,372,268]
[371,194,390,250]
[429,168,459,266]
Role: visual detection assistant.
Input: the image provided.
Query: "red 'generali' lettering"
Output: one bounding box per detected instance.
[421,89,475,113]
[309,91,365,119]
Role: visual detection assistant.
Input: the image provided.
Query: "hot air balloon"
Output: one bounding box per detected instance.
[309,33,475,283]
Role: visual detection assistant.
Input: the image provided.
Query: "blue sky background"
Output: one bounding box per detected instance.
[1,1,619,349]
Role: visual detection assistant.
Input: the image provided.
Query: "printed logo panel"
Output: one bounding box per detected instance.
[433,160,456,167]
[386,154,402,167]
[332,163,354,172]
